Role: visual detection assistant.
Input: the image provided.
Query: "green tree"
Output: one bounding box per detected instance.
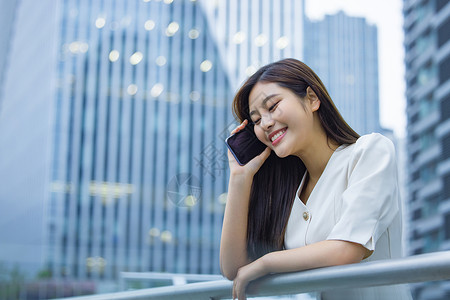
[0,262,26,300]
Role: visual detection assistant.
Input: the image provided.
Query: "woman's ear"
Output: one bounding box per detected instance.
[306,86,320,112]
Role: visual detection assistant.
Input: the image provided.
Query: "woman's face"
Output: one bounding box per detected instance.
[248,82,319,158]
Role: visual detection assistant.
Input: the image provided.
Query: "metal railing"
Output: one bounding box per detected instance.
[119,272,224,289]
[56,250,450,300]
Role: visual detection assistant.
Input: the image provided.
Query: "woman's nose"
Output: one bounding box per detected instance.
[260,114,275,130]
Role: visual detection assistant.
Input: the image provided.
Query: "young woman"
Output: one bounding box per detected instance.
[220,58,411,300]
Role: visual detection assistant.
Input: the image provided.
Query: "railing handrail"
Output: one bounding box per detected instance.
[55,250,450,300]
[119,271,224,290]
[120,271,224,281]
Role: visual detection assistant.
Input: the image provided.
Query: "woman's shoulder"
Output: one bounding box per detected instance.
[332,133,397,172]
[337,133,397,173]
[353,133,395,156]
[337,133,394,156]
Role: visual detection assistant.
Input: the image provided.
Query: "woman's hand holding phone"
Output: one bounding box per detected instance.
[226,120,271,178]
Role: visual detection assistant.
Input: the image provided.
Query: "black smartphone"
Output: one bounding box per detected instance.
[225,123,266,165]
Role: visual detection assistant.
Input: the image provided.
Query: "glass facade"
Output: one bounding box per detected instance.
[0,0,58,279]
[200,0,304,87]
[304,11,381,135]
[404,0,450,298]
[47,0,234,281]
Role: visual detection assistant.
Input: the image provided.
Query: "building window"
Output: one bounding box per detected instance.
[418,61,436,86]
[437,0,448,11]
[438,14,450,47]
[407,75,417,88]
[416,30,435,55]
[419,128,435,150]
[444,174,450,199]
[420,162,437,183]
[441,93,450,120]
[423,229,443,252]
[445,214,450,240]
[417,0,432,23]
[442,133,450,160]
[412,208,422,220]
[422,194,440,218]
[439,54,450,84]
[411,190,418,202]
[409,112,419,123]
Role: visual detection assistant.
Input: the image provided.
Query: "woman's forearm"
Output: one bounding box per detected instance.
[229,240,367,299]
[261,240,367,274]
[220,174,254,280]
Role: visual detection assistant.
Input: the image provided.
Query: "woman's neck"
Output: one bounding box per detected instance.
[296,131,339,183]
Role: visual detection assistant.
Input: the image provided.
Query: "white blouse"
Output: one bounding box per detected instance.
[284,133,412,300]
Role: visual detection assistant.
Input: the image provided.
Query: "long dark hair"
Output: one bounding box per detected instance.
[232,58,360,260]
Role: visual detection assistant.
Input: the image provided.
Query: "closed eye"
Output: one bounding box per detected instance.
[268,101,280,112]
[251,118,261,125]
[250,100,280,125]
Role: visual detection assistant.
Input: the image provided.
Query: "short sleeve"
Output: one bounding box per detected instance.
[326,133,400,251]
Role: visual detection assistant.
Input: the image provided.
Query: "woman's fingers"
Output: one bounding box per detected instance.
[258,146,271,160]
[227,119,271,178]
[246,146,271,170]
[230,119,248,135]
[233,281,247,300]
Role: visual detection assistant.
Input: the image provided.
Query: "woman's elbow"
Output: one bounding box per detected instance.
[220,264,237,281]
[333,241,367,265]
[219,251,247,280]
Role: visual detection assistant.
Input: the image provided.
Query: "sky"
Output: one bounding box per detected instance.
[305,0,406,138]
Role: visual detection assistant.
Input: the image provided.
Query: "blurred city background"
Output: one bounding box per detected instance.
[0,0,448,299]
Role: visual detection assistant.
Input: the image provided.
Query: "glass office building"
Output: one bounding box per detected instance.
[46,0,306,284]
[403,0,450,299]
[200,0,304,87]
[47,0,235,281]
[304,11,381,135]
[0,0,58,277]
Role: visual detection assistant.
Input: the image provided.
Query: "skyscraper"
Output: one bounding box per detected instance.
[200,0,304,88]
[0,0,58,277]
[304,11,381,135]
[403,0,450,299]
[47,0,235,282]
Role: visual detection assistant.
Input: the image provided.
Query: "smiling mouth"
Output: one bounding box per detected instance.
[269,128,287,143]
